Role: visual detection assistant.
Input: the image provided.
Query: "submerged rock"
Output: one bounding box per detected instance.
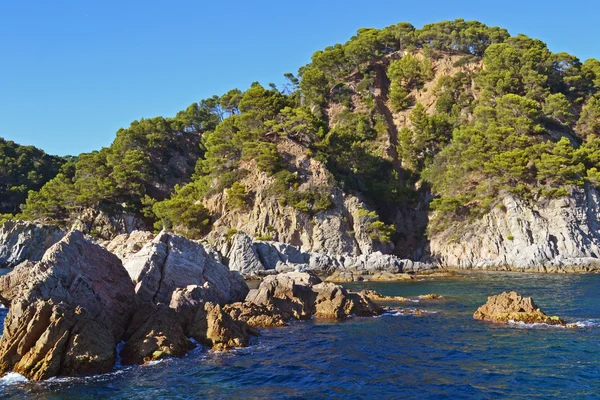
[0,231,136,380]
[473,291,565,325]
[0,220,65,268]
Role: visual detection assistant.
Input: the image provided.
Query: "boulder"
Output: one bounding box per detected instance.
[312,283,383,319]
[473,291,566,325]
[226,233,265,275]
[104,230,156,260]
[245,271,382,321]
[324,271,363,283]
[122,232,248,305]
[121,305,194,365]
[0,220,65,268]
[0,231,136,380]
[223,302,287,328]
[245,272,320,320]
[202,302,255,351]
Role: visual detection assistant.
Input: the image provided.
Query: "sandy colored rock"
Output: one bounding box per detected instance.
[360,290,408,302]
[370,271,414,281]
[202,302,255,351]
[473,291,565,325]
[0,231,136,380]
[418,294,444,299]
[104,230,156,260]
[223,302,286,328]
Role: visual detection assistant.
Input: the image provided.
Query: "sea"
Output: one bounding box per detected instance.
[0,271,598,399]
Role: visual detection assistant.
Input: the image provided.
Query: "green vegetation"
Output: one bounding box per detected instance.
[6,18,600,244]
[0,138,66,215]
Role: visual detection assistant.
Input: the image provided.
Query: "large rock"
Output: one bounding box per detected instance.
[0,220,65,268]
[431,185,600,272]
[245,271,382,320]
[245,272,320,320]
[473,291,565,325]
[226,233,265,275]
[71,208,146,241]
[122,232,248,305]
[104,230,156,260]
[223,302,287,328]
[0,231,136,380]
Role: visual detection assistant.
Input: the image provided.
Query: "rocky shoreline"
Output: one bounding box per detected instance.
[0,219,597,381]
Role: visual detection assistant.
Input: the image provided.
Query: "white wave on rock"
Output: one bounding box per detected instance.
[0,372,28,385]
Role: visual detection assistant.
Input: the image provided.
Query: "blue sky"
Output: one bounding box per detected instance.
[1,0,599,156]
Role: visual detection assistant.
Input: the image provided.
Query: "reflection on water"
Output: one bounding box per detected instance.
[1,271,599,399]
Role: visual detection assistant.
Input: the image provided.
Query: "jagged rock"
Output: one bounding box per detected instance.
[202,302,255,350]
[121,305,194,365]
[312,283,383,319]
[370,272,414,281]
[223,302,287,327]
[226,233,265,275]
[104,230,156,260]
[122,232,248,305]
[473,291,565,325]
[308,253,342,274]
[71,208,145,241]
[246,271,382,321]
[431,185,600,271]
[0,231,136,380]
[245,272,319,320]
[0,220,65,268]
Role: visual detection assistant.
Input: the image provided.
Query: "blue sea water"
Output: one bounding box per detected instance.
[0,271,599,399]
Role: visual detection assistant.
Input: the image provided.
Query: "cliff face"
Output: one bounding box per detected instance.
[430,184,600,272]
[203,139,392,256]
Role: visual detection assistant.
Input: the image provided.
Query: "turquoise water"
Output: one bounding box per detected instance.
[1,271,599,399]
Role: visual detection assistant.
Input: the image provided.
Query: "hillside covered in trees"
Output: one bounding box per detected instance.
[5,19,600,258]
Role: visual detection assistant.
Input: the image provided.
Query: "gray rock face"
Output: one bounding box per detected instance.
[122,232,248,305]
[0,231,136,380]
[226,233,265,275]
[0,220,65,268]
[430,185,600,272]
[104,230,156,260]
[71,208,146,241]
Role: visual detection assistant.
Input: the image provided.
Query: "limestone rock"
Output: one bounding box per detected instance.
[0,231,136,380]
[245,272,320,320]
[104,230,156,260]
[312,282,383,319]
[226,233,265,275]
[431,185,600,271]
[223,302,287,328]
[0,220,65,268]
[71,208,145,241]
[473,291,565,325]
[202,302,255,351]
[122,232,248,305]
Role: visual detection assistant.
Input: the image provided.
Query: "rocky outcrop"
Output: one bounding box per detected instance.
[473,291,565,325]
[103,230,156,260]
[122,232,248,305]
[214,232,435,278]
[0,231,136,380]
[431,185,600,272]
[245,272,383,320]
[223,302,287,327]
[71,208,146,241]
[0,220,65,268]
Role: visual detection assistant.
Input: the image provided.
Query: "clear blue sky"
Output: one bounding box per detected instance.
[1,0,598,156]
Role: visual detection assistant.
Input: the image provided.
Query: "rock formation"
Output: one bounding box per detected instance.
[0,220,65,268]
[473,291,566,325]
[0,231,136,380]
[431,185,600,272]
[245,271,383,320]
[122,232,248,305]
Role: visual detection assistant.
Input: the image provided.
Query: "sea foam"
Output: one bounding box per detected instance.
[0,372,28,385]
